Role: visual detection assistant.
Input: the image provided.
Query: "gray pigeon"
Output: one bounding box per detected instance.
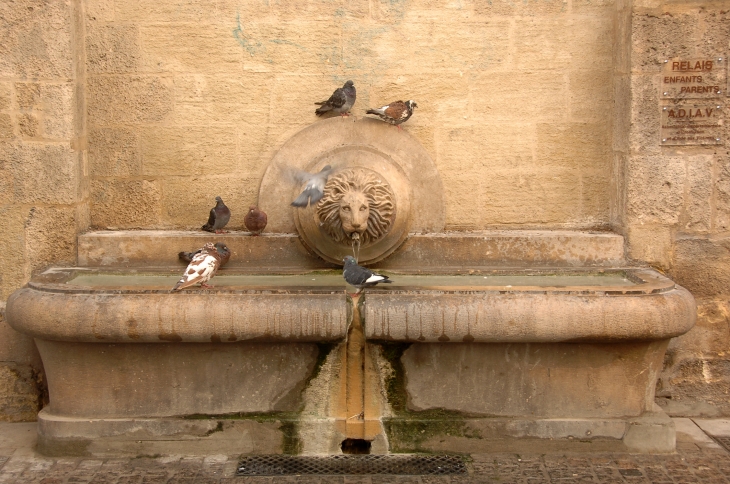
[291,165,333,208]
[315,80,356,117]
[178,242,231,267]
[366,100,418,128]
[201,196,231,233]
[342,256,392,294]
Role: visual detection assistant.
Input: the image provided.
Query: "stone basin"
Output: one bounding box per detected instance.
[5,264,695,456]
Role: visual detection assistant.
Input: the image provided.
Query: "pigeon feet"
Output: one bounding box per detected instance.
[200,283,214,289]
[215,230,229,234]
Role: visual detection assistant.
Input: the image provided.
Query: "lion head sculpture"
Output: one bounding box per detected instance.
[316,168,395,245]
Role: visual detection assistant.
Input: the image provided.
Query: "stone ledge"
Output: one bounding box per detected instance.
[77,229,626,269]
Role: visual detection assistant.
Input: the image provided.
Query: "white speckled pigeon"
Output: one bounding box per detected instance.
[172,242,222,291]
[291,165,333,208]
[342,255,392,294]
[315,80,356,117]
[178,242,231,267]
[201,196,231,233]
[366,100,418,129]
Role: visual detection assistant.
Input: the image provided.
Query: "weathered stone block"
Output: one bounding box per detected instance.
[41,83,75,139]
[0,364,40,422]
[14,82,40,109]
[86,24,140,74]
[627,155,684,224]
[474,0,567,16]
[140,23,241,74]
[88,128,140,177]
[437,124,535,172]
[85,0,115,21]
[714,160,730,231]
[3,143,80,204]
[0,0,73,79]
[160,177,254,228]
[627,223,673,268]
[0,207,27,300]
[672,234,730,298]
[536,122,610,170]
[173,73,272,125]
[480,167,595,225]
[0,114,13,140]
[87,76,173,125]
[141,126,237,177]
[114,0,242,22]
[17,113,39,138]
[629,74,660,153]
[0,312,41,367]
[569,70,612,120]
[90,179,162,229]
[668,298,730,357]
[0,82,11,110]
[631,13,696,71]
[471,71,566,122]
[683,155,712,232]
[24,206,77,273]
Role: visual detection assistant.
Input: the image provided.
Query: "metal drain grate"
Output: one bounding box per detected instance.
[236,454,468,476]
[712,436,730,452]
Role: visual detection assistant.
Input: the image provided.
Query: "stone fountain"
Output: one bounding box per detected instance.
[6,118,695,456]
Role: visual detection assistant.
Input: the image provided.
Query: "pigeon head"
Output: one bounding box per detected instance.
[406,100,418,110]
[343,256,357,266]
[214,242,229,252]
[249,205,257,211]
[343,80,354,88]
[215,196,223,203]
[321,165,332,172]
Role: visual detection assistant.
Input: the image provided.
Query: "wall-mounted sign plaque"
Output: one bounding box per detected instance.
[661,57,725,99]
[660,103,723,145]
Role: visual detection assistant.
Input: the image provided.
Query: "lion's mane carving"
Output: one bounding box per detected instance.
[316,168,395,245]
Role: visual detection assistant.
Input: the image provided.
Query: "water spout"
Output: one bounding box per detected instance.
[351,232,361,262]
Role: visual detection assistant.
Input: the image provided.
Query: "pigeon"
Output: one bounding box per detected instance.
[315,80,356,117]
[178,242,231,267]
[291,165,333,208]
[366,100,418,129]
[172,242,222,291]
[342,255,392,294]
[244,205,267,235]
[201,196,231,233]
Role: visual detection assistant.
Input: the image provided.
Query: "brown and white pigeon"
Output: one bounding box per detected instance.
[201,196,231,233]
[244,206,267,235]
[365,100,418,129]
[315,80,356,117]
[172,242,222,291]
[178,242,231,267]
[342,256,392,295]
[290,165,333,208]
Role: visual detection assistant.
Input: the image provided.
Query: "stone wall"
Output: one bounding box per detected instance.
[85,0,615,231]
[0,0,728,421]
[625,1,730,415]
[0,0,88,420]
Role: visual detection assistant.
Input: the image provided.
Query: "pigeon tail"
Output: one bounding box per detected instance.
[201,224,215,232]
[366,108,385,116]
[315,105,332,116]
[291,188,323,207]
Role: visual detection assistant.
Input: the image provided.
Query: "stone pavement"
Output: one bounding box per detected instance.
[0,419,728,483]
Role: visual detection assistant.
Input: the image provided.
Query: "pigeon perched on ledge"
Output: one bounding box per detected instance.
[172,242,223,291]
[342,256,392,294]
[315,80,356,117]
[366,100,418,128]
[178,242,230,267]
[201,196,231,233]
[244,205,267,235]
[291,165,333,208]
